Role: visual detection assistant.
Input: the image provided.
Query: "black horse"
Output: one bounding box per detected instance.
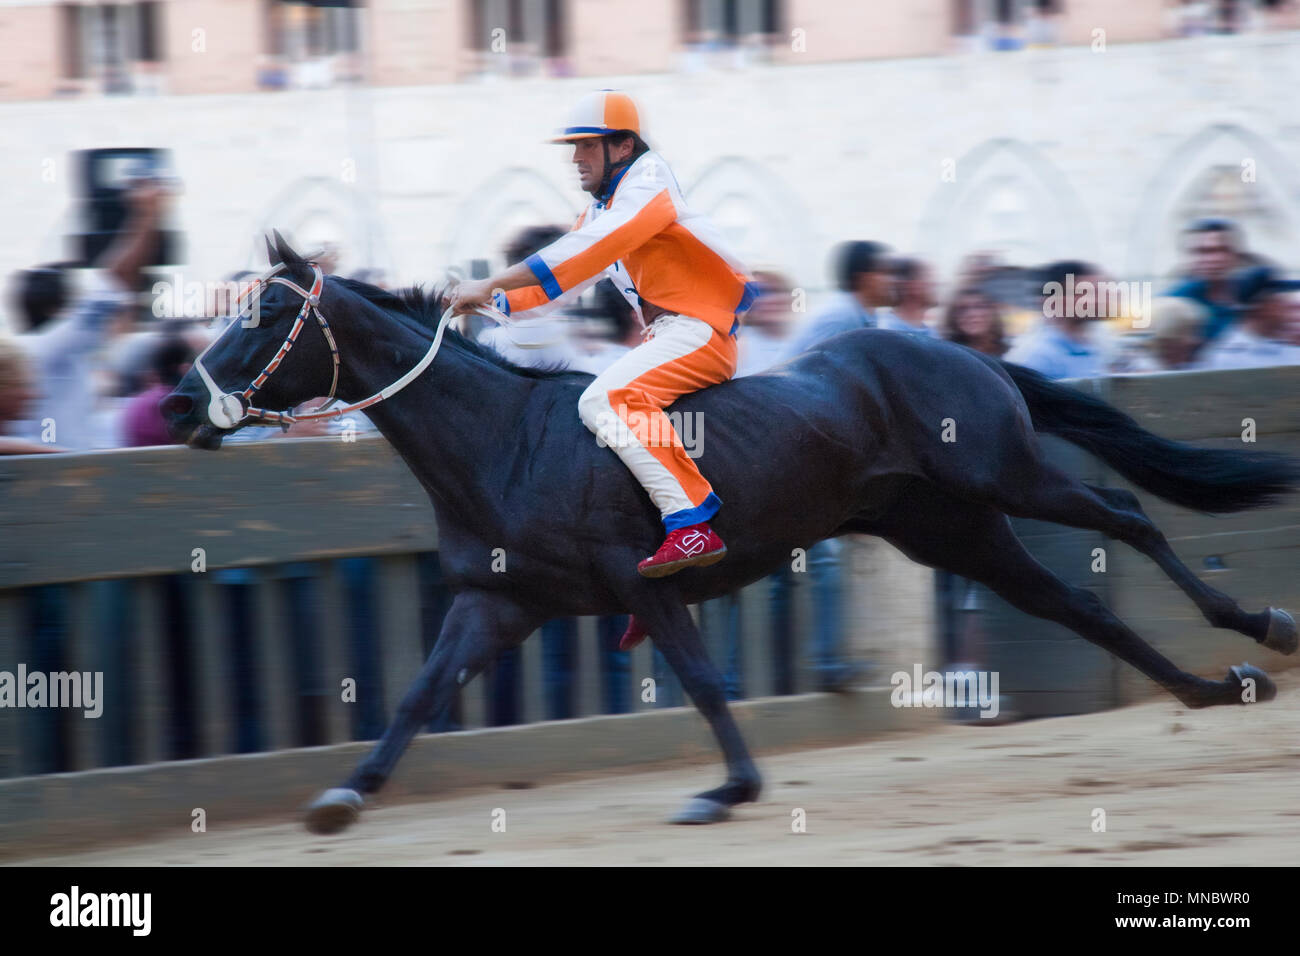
[163,235,1299,832]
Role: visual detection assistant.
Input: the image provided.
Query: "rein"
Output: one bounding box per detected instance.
[191,263,522,430]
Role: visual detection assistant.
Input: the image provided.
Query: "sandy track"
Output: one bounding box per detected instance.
[12,673,1300,866]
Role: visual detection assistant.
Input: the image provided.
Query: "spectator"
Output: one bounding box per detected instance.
[934,284,1011,706]
[1193,265,1300,369]
[1005,260,1107,379]
[570,278,641,375]
[783,240,896,359]
[474,226,633,720]
[940,287,1010,356]
[6,181,168,451]
[1282,289,1300,347]
[1166,218,1246,345]
[769,246,877,692]
[697,271,799,698]
[120,332,196,447]
[477,225,581,370]
[1024,0,1062,46]
[0,334,53,455]
[1169,0,1214,36]
[956,251,1001,291]
[735,268,796,375]
[880,257,938,337]
[1145,296,1209,371]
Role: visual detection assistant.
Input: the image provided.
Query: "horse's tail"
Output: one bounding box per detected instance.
[999,359,1300,513]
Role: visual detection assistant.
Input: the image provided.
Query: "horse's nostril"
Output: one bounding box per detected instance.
[160,393,193,419]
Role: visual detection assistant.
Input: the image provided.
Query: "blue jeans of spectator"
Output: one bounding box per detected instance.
[541,618,576,719]
[542,617,632,719]
[716,539,846,697]
[23,584,68,774]
[598,614,631,714]
[805,538,846,687]
[214,567,263,753]
[415,552,461,733]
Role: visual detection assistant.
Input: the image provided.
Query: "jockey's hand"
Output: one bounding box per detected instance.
[448,278,494,314]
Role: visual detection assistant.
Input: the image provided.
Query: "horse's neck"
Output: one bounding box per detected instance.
[351,335,530,520]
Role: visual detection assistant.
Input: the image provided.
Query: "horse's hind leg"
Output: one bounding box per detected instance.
[1084,483,1295,652]
[985,459,1294,653]
[624,586,761,823]
[870,486,1271,709]
[304,589,537,834]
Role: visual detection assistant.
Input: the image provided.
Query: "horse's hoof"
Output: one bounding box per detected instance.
[1263,608,1298,655]
[1228,663,1277,704]
[669,797,731,825]
[304,787,364,834]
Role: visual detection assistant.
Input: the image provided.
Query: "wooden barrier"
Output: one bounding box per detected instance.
[1,364,1297,783]
[0,435,851,778]
[975,367,1300,716]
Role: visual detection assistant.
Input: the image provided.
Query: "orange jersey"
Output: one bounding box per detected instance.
[500,151,759,335]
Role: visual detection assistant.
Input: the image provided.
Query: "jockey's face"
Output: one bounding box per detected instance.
[573,138,605,192]
[572,136,635,194]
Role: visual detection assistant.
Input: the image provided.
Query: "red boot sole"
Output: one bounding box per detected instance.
[637,546,727,579]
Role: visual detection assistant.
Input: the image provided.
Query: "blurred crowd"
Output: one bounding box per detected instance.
[5,178,1300,767]
[6,190,1300,461]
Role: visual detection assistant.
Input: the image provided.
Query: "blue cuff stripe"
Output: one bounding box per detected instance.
[663,491,722,532]
[526,254,563,301]
[735,280,762,316]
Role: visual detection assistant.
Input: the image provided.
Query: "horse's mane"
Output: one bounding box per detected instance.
[332,276,590,382]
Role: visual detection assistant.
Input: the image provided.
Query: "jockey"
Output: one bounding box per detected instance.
[450,90,759,582]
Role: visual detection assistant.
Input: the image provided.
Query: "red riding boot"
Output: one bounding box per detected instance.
[636,522,727,578]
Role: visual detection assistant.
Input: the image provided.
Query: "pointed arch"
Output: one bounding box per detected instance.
[914,138,1096,281]
[1125,122,1300,282]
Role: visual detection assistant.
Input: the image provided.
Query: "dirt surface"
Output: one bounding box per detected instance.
[12,673,1300,866]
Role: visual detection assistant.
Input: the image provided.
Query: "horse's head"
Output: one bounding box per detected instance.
[163,232,342,448]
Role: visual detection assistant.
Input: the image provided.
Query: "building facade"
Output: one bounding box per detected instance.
[1,2,1299,323]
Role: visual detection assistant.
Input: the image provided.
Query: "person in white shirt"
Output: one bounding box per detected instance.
[1005,260,1108,380]
[570,279,643,375]
[1194,265,1300,371]
[475,224,584,372]
[878,257,939,338]
[735,269,796,377]
[782,240,897,360]
[1284,291,1300,347]
[0,335,51,455]
[5,182,168,451]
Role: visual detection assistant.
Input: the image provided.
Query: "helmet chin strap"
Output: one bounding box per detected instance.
[593,136,634,204]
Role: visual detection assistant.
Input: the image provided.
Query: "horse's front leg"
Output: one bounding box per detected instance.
[304,588,536,834]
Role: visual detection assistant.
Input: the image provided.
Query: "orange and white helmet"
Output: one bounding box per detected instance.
[549,90,642,144]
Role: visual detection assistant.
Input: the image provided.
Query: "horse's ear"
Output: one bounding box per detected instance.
[265,233,281,267]
[273,229,305,268]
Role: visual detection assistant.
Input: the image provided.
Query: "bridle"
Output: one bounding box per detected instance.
[192,260,504,431]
